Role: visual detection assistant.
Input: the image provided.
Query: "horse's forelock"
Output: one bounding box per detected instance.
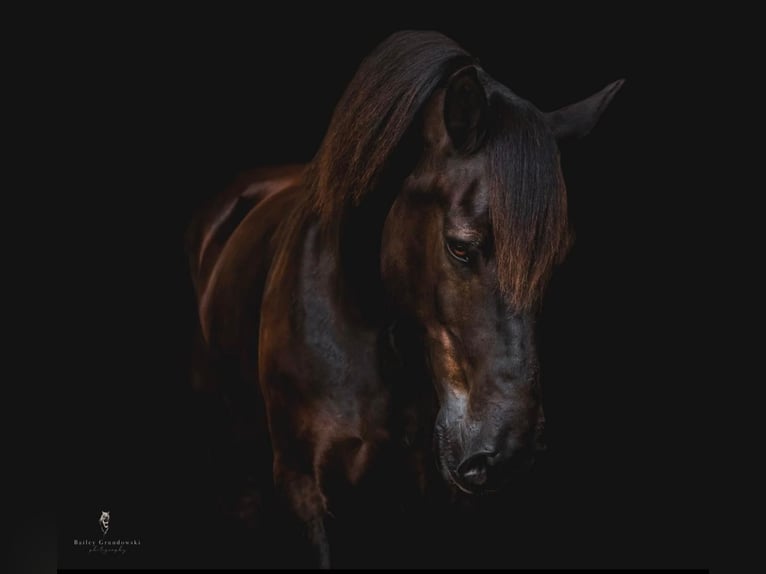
[487,100,571,310]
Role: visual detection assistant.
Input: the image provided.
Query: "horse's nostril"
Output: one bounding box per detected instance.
[456,452,493,488]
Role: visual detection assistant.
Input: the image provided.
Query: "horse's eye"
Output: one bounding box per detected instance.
[446,239,471,263]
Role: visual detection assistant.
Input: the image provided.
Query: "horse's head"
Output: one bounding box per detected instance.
[380,64,622,494]
[310,31,621,495]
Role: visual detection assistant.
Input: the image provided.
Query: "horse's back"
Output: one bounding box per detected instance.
[186,165,304,297]
[186,164,306,358]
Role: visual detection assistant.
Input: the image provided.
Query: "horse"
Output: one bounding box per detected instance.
[186,30,623,568]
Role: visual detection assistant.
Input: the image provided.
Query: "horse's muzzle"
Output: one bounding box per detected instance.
[450,442,544,494]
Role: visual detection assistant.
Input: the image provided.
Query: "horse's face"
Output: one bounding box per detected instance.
[385,173,544,495]
[382,66,588,494]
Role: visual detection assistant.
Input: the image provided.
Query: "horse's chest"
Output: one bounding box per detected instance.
[303,331,399,477]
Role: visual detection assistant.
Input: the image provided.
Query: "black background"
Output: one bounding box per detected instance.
[58,5,707,570]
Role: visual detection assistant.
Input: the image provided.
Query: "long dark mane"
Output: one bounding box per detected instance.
[307,30,471,226]
[306,30,570,310]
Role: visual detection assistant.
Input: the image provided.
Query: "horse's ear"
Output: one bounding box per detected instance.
[545,79,625,140]
[444,66,487,153]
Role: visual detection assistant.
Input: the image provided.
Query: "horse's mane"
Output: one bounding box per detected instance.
[306,30,570,310]
[307,30,471,226]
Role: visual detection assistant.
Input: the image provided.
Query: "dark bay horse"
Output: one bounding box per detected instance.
[186,30,623,567]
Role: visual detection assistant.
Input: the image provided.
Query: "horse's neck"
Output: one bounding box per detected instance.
[293,213,430,405]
